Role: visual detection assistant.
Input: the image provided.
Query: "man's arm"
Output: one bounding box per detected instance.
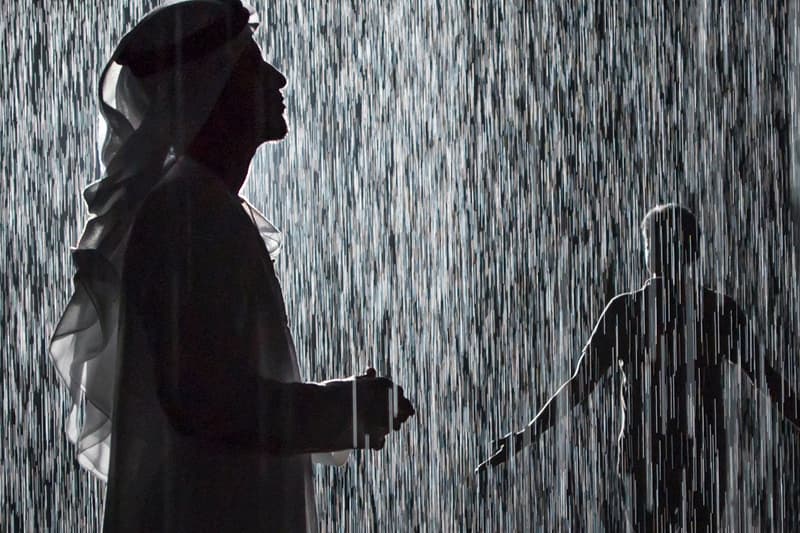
[157,368,403,454]
[476,294,625,472]
[124,178,411,455]
[522,338,617,442]
[761,365,800,430]
[729,306,800,431]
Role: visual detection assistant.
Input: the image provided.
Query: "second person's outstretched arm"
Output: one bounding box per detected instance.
[476,294,627,472]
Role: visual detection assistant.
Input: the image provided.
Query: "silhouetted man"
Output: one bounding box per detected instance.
[50,3,414,532]
[478,204,800,531]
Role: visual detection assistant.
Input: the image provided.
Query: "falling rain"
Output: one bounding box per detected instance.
[2,1,800,531]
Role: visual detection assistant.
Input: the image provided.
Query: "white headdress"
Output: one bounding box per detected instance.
[50,0,267,480]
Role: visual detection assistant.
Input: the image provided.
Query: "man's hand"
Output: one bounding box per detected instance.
[475,431,524,473]
[326,368,415,450]
[356,367,416,449]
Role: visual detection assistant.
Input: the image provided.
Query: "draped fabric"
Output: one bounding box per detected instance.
[49,0,257,481]
[51,5,352,530]
[103,157,320,532]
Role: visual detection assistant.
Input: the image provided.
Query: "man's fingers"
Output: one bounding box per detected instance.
[491,435,509,452]
[363,432,386,450]
[492,431,522,454]
[356,367,377,380]
[475,446,509,474]
[397,396,414,417]
[489,446,508,466]
[391,409,409,430]
[475,458,491,474]
[389,395,415,430]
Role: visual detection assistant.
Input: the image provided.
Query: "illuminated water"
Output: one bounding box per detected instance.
[3,1,800,531]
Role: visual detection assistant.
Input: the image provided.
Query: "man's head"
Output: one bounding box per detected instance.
[109,1,259,157]
[640,204,699,278]
[202,39,288,147]
[180,38,287,191]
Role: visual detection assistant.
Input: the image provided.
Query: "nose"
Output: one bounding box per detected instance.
[263,62,287,90]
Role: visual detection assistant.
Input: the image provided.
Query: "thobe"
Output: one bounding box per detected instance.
[103,157,349,532]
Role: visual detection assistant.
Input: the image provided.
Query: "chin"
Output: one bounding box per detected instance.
[264,118,288,142]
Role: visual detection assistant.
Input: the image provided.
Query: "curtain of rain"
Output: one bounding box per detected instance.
[2,1,799,531]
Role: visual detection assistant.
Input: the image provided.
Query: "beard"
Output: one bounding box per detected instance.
[261,110,288,141]
[271,115,288,140]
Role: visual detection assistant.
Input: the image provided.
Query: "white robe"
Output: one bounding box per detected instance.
[103,157,346,532]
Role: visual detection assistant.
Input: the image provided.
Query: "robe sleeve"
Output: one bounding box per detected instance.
[122,175,357,454]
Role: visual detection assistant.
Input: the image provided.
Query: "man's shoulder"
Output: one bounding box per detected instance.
[701,287,749,324]
[147,161,231,208]
[137,163,246,229]
[603,289,640,313]
[128,169,256,265]
[588,290,640,330]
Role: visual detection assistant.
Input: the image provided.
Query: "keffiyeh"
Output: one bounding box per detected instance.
[50,0,261,480]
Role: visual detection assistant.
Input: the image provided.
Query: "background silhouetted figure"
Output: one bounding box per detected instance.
[478,204,800,531]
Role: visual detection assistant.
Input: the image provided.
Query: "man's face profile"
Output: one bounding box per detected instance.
[217,40,288,144]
